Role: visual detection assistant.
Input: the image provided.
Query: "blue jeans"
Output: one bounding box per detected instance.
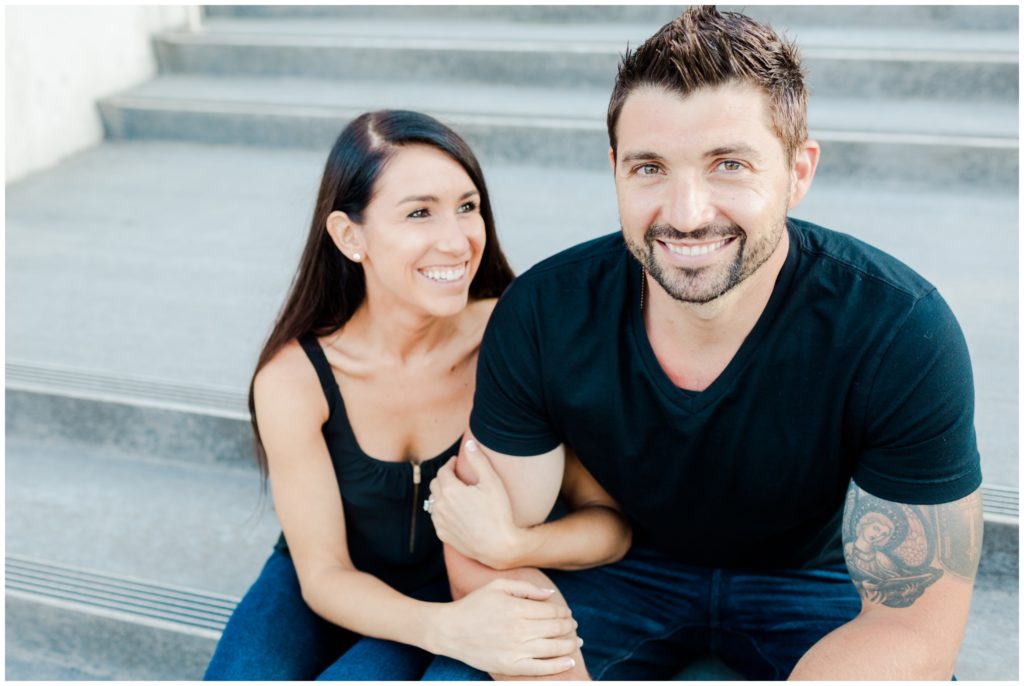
[204,549,457,680]
[421,545,862,680]
[207,546,861,680]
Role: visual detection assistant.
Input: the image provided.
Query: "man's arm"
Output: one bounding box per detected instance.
[789,480,983,680]
[431,441,632,571]
[442,437,590,680]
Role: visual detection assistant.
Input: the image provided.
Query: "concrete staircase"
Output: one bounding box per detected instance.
[6,5,1018,680]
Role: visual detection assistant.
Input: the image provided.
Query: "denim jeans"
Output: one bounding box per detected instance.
[204,549,456,680]
[206,546,861,681]
[419,545,862,681]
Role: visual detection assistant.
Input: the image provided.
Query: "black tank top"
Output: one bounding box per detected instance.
[273,333,457,594]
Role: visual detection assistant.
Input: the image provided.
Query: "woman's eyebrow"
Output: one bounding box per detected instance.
[397,190,478,205]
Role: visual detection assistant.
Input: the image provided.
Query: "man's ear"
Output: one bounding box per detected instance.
[788,139,820,211]
[608,146,617,174]
[325,210,366,263]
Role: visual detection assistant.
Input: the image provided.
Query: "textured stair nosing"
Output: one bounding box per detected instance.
[7,569,236,620]
[101,94,605,130]
[7,360,248,420]
[99,96,1019,151]
[5,589,224,640]
[6,555,237,637]
[5,557,239,608]
[800,47,1017,63]
[157,30,1019,64]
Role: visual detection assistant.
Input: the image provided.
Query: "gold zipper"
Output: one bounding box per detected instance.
[409,461,421,554]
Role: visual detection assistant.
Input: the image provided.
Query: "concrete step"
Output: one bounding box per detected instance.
[203,5,1019,33]
[6,140,1017,486]
[3,433,1017,680]
[4,434,274,680]
[98,75,1017,189]
[154,17,1018,102]
[4,435,278,593]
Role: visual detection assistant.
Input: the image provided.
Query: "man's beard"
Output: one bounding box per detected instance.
[624,218,786,304]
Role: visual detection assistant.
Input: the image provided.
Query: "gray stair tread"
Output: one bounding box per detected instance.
[4,431,1017,680]
[183,17,1019,56]
[5,646,116,681]
[6,139,1017,488]
[109,74,1019,140]
[4,569,1017,680]
[202,5,1018,32]
[5,434,277,597]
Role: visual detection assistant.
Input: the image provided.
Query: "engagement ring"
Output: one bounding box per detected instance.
[423,496,435,514]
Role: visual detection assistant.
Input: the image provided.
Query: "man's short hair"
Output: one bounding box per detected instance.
[607,6,808,163]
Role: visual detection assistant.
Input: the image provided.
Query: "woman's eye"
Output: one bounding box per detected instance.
[408,208,429,219]
[458,201,478,213]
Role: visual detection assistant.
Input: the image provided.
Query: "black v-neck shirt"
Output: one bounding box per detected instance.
[470,219,981,570]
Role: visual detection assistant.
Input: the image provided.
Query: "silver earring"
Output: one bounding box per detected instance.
[352,252,361,262]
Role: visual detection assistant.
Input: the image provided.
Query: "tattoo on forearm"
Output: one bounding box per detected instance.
[842,484,982,609]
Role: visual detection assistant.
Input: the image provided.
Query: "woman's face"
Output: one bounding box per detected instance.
[359,144,486,318]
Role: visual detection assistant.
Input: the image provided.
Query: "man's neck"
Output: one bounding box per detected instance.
[642,229,789,390]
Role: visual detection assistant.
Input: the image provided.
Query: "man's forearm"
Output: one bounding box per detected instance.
[444,544,589,680]
[500,504,631,571]
[790,607,964,680]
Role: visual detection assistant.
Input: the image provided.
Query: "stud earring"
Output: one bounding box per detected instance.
[352,252,361,262]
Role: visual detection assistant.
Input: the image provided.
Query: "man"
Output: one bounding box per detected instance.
[433,6,983,680]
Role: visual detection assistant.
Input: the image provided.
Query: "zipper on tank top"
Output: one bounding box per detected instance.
[409,461,421,554]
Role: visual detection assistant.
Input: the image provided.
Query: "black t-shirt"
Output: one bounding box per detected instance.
[470,219,982,570]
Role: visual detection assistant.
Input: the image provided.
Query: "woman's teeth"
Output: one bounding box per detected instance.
[420,264,467,282]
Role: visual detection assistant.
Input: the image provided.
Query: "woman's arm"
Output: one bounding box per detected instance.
[430,438,632,571]
[253,341,578,676]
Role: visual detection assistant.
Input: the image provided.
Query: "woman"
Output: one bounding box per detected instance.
[204,110,630,680]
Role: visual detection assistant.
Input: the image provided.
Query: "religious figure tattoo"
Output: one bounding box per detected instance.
[842,483,982,609]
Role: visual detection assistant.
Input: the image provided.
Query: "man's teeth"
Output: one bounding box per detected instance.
[420,265,467,282]
[664,238,730,256]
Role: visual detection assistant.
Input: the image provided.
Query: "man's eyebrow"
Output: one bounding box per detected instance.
[397,190,479,205]
[706,144,761,160]
[619,151,665,165]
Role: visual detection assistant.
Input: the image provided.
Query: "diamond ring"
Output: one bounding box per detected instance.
[423,496,436,514]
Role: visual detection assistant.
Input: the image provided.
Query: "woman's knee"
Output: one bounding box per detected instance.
[204,551,352,680]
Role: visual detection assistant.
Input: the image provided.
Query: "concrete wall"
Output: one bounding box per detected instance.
[6,6,197,183]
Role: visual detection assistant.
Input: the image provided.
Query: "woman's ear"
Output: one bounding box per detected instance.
[325,210,366,263]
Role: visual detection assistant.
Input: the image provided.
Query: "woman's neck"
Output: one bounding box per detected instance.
[343,290,462,365]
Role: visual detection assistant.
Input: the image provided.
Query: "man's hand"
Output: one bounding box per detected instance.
[429,578,580,677]
[430,441,526,570]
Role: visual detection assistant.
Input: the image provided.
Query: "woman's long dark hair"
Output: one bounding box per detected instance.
[248,110,515,476]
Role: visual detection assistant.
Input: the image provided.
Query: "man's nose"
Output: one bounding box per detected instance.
[663,174,716,232]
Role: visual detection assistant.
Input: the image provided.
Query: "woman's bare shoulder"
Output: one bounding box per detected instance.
[253,338,328,422]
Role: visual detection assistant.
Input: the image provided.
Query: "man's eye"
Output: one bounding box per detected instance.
[718,160,743,172]
[636,164,661,176]
[408,208,429,219]
[458,201,478,213]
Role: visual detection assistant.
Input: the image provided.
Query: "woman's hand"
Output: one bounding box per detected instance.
[429,441,528,570]
[429,578,580,677]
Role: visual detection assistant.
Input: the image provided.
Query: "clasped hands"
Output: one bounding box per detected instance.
[426,440,584,678]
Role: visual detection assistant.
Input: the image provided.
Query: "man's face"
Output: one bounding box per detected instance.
[613,83,797,304]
